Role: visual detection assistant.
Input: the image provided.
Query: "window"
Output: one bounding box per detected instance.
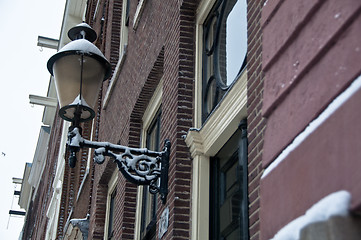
[120,0,129,54]
[104,171,118,240]
[187,0,248,238]
[107,189,116,239]
[201,0,247,122]
[210,127,248,240]
[134,80,163,240]
[140,109,161,240]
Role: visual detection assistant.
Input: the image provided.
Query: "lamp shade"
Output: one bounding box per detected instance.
[47,38,111,122]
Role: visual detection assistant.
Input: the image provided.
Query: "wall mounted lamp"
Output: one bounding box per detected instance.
[47,23,170,204]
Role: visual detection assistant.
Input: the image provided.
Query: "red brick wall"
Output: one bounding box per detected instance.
[260,0,361,238]
[160,1,196,239]
[247,0,265,239]
[85,0,198,238]
[68,0,266,240]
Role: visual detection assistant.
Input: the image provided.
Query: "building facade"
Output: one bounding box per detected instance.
[260,0,361,239]
[18,0,361,239]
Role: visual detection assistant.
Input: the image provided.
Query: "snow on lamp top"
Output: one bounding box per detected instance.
[47,24,111,123]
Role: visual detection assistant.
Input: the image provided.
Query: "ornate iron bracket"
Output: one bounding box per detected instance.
[67,127,170,204]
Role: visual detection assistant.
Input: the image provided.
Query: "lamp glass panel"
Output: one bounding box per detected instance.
[53,54,106,110]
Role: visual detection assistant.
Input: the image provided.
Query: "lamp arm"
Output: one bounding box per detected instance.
[67,127,170,204]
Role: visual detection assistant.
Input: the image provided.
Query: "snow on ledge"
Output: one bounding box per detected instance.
[262,74,361,179]
[271,190,351,240]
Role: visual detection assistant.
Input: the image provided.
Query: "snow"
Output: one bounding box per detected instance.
[76,22,91,28]
[271,190,351,240]
[59,38,107,59]
[262,74,361,179]
[69,94,91,108]
[68,127,82,147]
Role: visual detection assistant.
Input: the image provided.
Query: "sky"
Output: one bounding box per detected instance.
[0,0,65,238]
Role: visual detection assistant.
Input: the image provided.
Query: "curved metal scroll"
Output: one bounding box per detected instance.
[67,127,170,204]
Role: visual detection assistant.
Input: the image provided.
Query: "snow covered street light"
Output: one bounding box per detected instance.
[47,23,111,124]
[47,23,170,204]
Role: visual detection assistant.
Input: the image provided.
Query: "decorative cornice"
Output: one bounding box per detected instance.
[185,71,248,157]
[185,129,204,158]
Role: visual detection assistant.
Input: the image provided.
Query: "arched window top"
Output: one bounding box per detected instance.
[202,0,247,122]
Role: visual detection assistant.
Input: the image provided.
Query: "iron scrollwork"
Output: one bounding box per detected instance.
[67,127,170,204]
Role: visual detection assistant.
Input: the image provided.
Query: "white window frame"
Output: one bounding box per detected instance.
[134,79,163,240]
[194,0,218,128]
[133,0,147,30]
[186,0,248,238]
[104,170,119,240]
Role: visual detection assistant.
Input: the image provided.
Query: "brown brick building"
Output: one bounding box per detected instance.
[18,0,361,239]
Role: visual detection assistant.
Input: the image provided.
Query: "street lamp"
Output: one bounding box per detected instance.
[47,23,170,203]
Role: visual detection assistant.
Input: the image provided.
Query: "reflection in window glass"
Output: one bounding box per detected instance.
[225,0,247,85]
[210,128,248,240]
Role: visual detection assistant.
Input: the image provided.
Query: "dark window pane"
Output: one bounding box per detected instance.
[210,125,248,240]
[141,109,161,240]
[108,189,116,240]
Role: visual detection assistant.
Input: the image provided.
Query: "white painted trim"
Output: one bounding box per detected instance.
[104,171,119,240]
[134,185,144,240]
[194,22,203,128]
[133,0,147,30]
[186,1,248,238]
[262,74,361,179]
[142,79,163,133]
[202,72,247,156]
[29,94,58,108]
[196,0,217,24]
[187,71,248,156]
[194,0,217,128]
[119,0,128,55]
[134,79,163,240]
[190,154,210,240]
[92,0,101,21]
[186,71,247,239]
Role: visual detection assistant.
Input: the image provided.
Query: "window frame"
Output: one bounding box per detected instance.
[196,0,247,125]
[134,80,163,240]
[119,0,129,55]
[140,108,161,239]
[186,0,248,238]
[133,0,147,30]
[186,67,247,239]
[209,129,249,240]
[104,171,118,240]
